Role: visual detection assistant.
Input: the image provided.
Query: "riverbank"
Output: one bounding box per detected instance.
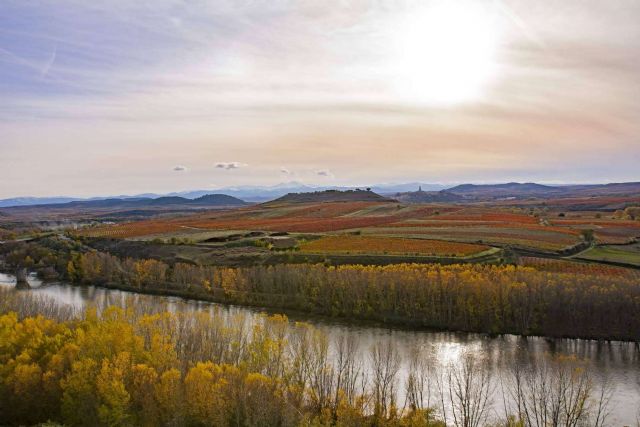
[5,268,640,344]
[85,279,640,342]
[3,236,640,341]
[2,271,639,426]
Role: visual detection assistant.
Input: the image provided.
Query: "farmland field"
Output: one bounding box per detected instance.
[362,226,579,251]
[550,217,640,244]
[72,199,640,260]
[519,256,640,277]
[574,243,640,266]
[299,235,489,256]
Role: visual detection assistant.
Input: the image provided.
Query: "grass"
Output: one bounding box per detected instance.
[574,244,640,267]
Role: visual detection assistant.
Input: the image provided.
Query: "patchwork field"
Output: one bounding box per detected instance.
[299,235,490,256]
[550,218,640,244]
[75,200,639,253]
[363,226,579,251]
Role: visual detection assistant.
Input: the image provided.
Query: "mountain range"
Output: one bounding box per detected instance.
[0,182,446,207]
[2,181,639,208]
[446,182,640,199]
[2,194,247,210]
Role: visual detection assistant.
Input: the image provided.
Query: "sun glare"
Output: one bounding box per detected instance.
[391,2,501,105]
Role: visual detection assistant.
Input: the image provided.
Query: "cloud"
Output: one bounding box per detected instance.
[40,45,57,78]
[173,165,187,171]
[3,0,640,198]
[215,162,246,170]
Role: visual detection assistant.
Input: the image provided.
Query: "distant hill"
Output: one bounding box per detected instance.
[0,182,447,206]
[270,189,394,204]
[559,182,640,197]
[447,182,561,198]
[190,194,249,205]
[0,197,82,208]
[3,181,639,208]
[4,194,248,210]
[447,182,640,199]
[208,182,447,202]
[394,190,465,204]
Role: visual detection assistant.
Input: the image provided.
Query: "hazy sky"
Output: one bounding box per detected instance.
[1,0,639,197]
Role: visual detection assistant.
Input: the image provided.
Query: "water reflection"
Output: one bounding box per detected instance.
[1,272,638,424]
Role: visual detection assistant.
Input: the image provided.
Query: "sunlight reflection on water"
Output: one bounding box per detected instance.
[1,272,639,424]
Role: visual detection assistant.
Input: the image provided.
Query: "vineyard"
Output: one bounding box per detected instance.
[299,235,489,256]
[79,220,185,238]
[71,200,640,261]
[265,201,384,218]
[433,210,540,224]
[77,201,407,238]
[519,256,640,278]
[550,217,640,244]
[188,216,398,233]
[366,226,579,251]
[371,208,590,251]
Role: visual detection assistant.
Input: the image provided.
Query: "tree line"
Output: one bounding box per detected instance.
[0,289,618,427]
[2,237,640,340]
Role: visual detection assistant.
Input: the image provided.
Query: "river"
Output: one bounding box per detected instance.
[1,272,638,425]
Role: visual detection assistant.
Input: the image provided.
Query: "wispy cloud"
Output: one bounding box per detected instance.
[40,44,57,78]
[316,169,333,178]
[1,1,640,197]
[215,162,246,170]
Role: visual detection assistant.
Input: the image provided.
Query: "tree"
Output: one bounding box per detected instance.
[506,355,612,427]
[370,339,401,421]
[184,362,229,425]
[66,259,79,282]
[581,229,595,243]
[96,354,132,427]
[440,353,493,427]
[61,358,100,426]
[130,363,159,426]
[154,369,184,426]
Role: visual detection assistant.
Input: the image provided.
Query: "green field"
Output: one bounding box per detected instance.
[574,243,640,266]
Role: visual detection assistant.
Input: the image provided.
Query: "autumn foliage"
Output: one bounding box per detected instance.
[0,291,615,427]
[3,237,640,341]
[61,250,640,341]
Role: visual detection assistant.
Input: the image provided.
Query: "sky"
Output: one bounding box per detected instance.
[1,0,639,198]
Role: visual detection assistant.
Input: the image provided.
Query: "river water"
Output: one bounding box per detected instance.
[1,272,639,425]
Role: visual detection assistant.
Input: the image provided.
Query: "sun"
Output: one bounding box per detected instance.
[391,2,501,105]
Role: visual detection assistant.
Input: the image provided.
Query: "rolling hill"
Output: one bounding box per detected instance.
[393,190,465,204]
[447,182,561,198]
[447,182,640,199]
[4,194,248,210]
[270,189,394,204]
